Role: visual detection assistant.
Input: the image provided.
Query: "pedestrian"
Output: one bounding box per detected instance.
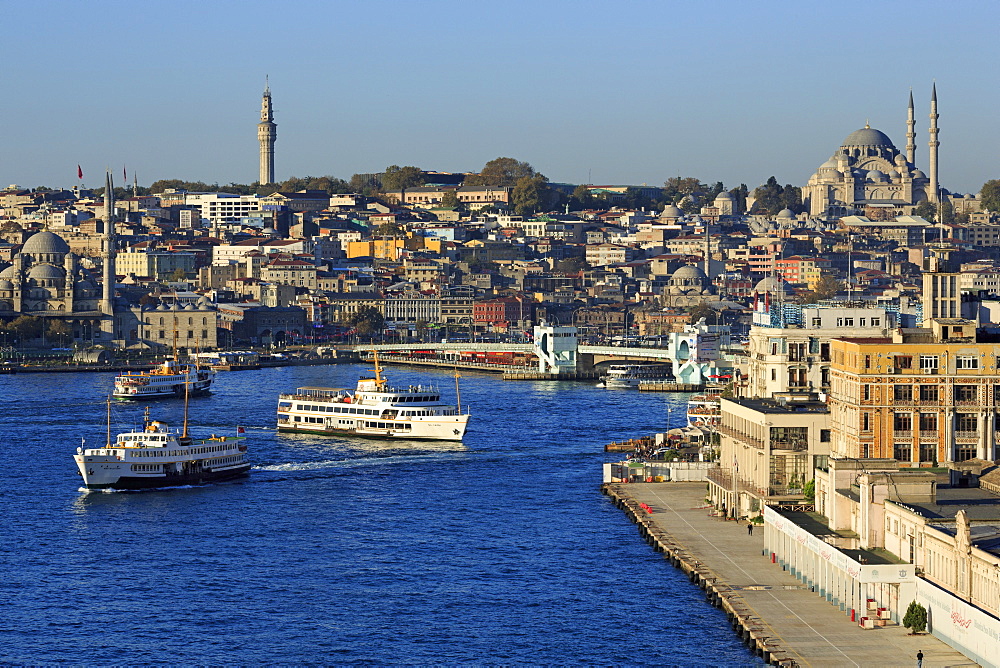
[916,650,923,668]
[747,522,754,536]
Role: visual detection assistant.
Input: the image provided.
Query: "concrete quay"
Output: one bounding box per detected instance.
[604,482,978,667]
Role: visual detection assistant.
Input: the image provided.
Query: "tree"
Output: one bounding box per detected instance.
[687,302,714,324]
[571,184,594,209]
[374,221,404,237]
[8,315,43,342]
[512,175,546,216]
[440,190,462,209]
[981,179,1000,212]
[913,200,937,222]
[903,601,927,634]
[346,306,385,338]
[169,268,188,281]
[380,166,425,191]
[466,157,543,187]
[807,274,842,302]
[554,257,587,273]
[46,320,72,347]
[802,479,815,502]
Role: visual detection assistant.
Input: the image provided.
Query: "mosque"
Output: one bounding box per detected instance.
[0,173,127,345]
[802,86,942,217]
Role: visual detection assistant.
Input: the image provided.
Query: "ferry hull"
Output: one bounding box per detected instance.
[75,456,250,490]
[113,381,213,400]
[277,415,469,441]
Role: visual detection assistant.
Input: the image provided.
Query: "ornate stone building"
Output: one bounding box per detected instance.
[803,88,941,217]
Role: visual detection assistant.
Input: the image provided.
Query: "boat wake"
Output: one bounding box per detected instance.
[78,484,198,494]
[254,450,462,473]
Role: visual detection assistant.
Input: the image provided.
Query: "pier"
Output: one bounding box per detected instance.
[603,482,973,667]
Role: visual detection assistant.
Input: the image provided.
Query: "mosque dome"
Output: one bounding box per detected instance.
[754,276,793,294]
[660,204,683,218]
[0,265,17,280]
[912,169,927,179]
[714,191,733,201]
[28,264,65,280]
[776,208,795,219]
[0,279,13,291]
[841,126,896,149]
[866,170,886,182]
[672,265,708,281]
[22,231,70,256]
[819,156,840,170]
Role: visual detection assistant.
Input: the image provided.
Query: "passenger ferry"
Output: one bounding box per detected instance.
[113,358,215,400]
[74,404,249,490]
[599,363,673,389]
[277,354,470,441]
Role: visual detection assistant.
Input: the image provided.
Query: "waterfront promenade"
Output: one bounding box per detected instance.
[608,482,977,667]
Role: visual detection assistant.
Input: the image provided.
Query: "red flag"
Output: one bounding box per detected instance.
[237,426,246,434]
[123,165,127,183]
[77,165,83,179]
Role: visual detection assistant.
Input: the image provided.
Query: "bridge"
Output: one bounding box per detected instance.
[354,322,739,384]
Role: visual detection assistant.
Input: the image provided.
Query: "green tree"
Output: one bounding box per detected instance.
[571,184,594,209]
[803,479,815,502]
[687,302,714,324]
[346,306,386,338]
[8,315,43,342]
[374,221,404,237]
[729,184,749,214]
[380,166,425,192]
[440,190,462,209]
[169,268,188,281]
[804,274,842,302]
[981,179,1000,212]
[913,200,937,222]
[466,157,543,187]
[554,257,587,273]
[512,175,547,216]
[903,601,927,634]
[46,320,72,347]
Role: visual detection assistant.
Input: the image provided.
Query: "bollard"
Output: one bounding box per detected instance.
[850,608,855,622]
[771,552,776,563]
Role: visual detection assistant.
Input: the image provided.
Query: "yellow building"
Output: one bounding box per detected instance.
[829,319,1000,464]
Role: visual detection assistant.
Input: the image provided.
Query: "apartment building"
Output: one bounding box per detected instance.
[828,319,1000,464]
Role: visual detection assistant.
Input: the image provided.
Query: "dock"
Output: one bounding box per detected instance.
[638,382,702,392]
[603,482,974,667]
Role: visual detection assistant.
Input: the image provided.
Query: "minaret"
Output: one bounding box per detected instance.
[258,78,277,185]
[101,171,116,316]
[905,88,916,165]
[928,82,940,203]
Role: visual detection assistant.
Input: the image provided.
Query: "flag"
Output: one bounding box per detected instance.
[123,165,127,183]
[237,426,246,434]
[77,165,83,179]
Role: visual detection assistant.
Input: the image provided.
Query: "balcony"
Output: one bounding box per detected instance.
[918,431,938,441]
[715,424,764,448]
[955,431,979,442]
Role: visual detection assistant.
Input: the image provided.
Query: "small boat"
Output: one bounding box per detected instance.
[277,352,470,441]
[75,395,249,491]
[113,358,215,400]
[600,363,673,389]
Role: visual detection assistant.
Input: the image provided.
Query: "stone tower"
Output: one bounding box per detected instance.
[101,170,116,316]
[258,79,277,185]
[928,83,939,203]
[905,89,916,165]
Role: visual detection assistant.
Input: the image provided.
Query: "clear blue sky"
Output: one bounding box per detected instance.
[5,0,999,195]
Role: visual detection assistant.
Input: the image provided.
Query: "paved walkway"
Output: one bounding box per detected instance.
[617,482,978,668]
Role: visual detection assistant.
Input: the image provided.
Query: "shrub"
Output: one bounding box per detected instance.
[903,600,927,634]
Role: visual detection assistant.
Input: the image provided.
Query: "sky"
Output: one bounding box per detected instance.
[4,0,1000,195]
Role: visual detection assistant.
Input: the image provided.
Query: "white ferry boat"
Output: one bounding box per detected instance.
[74,406,249,490]
[113,358,215,400]
[600,363,673,389]
[277,355,470,441]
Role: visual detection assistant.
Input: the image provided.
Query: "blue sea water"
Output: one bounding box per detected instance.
[0,364,759,666]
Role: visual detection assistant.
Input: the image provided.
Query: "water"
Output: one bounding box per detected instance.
[0,364,758,665]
